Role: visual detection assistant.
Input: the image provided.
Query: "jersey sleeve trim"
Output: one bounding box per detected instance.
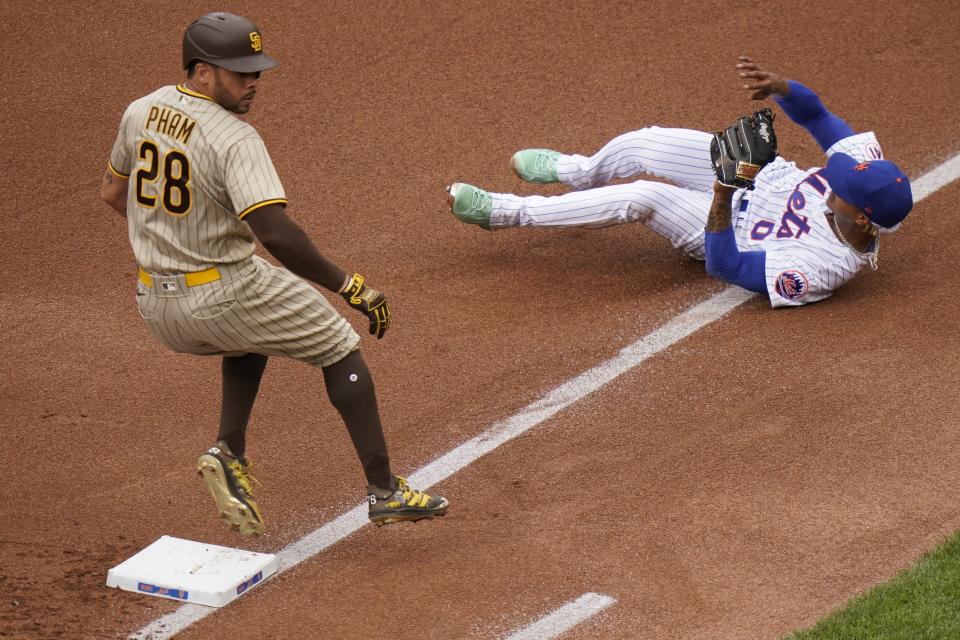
[176,83,215,102]
[107,160,130,179]
[238,198,287,220]
[824,132,883,162]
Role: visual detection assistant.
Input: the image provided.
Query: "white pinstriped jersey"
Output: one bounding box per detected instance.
[735,132,883,307]
[109,84,286,273]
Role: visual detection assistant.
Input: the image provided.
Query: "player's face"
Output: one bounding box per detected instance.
[211,67,261,115]
[826,192,874,237]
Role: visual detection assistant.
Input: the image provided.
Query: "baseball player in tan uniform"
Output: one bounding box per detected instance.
[100,12,448,536]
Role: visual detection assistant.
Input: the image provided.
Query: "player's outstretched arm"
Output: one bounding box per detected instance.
[245,203,348,292]
[736,56,854,151]
[246,204,391,338]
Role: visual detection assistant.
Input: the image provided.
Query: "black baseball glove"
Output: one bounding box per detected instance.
[710,108,778,189]
[340,273,391,339]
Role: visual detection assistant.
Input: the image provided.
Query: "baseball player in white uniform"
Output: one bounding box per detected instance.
[447,57,913,307]
[100,12,447,536]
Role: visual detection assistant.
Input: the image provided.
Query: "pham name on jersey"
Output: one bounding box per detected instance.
[144,106,197,145]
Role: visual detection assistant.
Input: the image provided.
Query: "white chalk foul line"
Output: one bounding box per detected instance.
[911,152,960,201]
[504,592,617,640]
[130,287,752,640]
[129,153,960,640]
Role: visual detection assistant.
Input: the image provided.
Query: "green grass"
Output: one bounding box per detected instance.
[784,531,960,640]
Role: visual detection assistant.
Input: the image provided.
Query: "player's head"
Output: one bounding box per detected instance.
[183,13,276,114]
[824,154,913,230]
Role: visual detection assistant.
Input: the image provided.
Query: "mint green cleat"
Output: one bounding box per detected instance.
[511,148,561,183]
[447,183,492,229]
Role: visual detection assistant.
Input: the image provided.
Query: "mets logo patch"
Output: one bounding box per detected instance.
[775,270,809,300]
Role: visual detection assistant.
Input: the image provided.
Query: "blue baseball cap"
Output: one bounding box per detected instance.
[824,153,913,228]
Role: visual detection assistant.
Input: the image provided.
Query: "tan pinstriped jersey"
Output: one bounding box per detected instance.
[109,84,286,272]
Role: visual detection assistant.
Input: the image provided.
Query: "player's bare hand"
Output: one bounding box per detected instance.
[736,56,790,101]
[340,273,391,339]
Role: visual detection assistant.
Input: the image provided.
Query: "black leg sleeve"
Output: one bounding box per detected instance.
[322,350,393,490]
[218,353,268,460]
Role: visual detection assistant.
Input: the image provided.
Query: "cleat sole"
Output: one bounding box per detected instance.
[370,510,448,527]
[197,456,263,537]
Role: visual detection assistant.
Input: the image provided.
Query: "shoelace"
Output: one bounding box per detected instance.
[228,460,260,497]
[396,476,430,506]
[534,152,552,171]
[470,188,491,212]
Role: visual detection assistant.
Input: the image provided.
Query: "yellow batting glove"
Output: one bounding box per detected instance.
[340,273,390,339]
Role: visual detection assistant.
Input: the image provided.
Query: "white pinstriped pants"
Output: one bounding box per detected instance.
[490,127,718,259]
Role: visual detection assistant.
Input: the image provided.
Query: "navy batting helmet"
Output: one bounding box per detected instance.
[182,12,277,73]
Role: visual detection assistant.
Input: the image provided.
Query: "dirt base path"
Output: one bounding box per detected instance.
[3,2,959,638]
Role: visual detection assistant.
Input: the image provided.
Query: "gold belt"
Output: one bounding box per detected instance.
[138,266,222,288]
